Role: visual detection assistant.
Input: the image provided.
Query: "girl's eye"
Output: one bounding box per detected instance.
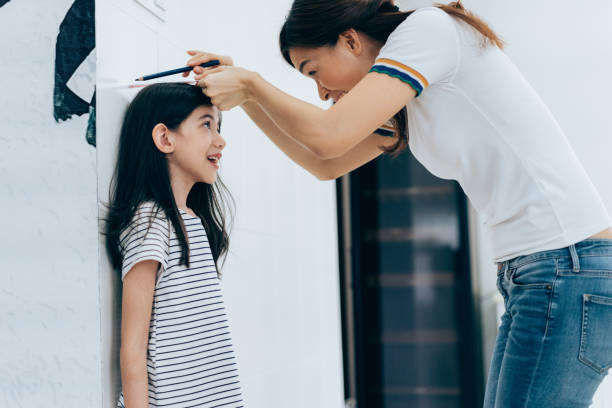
[308,70,317,77]
[203,121,212,129]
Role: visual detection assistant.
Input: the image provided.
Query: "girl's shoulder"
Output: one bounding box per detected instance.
[119,201,171,281]
[120,201,170,245]
[134,201,168,221]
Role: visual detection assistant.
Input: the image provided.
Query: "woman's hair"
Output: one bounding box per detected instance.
[279,0,503,156]
[103,83,234,273]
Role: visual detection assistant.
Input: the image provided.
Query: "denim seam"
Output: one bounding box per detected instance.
[523,261,558,407]
[579,294,612,374]
[557,269,612,276]
[508,265,553,290]
[579,295,602,374]
[511,254,560,269]
[589,294,612,306]
[510,251,612,269]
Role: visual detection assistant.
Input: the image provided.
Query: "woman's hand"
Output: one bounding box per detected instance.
[196,65,256,111]
[182,50,234,78]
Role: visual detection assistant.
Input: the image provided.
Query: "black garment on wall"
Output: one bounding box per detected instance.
[53,0,96,147]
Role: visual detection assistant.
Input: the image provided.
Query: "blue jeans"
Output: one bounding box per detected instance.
[483,239,612,408]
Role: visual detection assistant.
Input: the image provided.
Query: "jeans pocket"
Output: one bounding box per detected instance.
[509,259,555,290]
[579,294,612,374]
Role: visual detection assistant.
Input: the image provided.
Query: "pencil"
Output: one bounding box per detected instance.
[98,80,197,90]
[135,60,220,81]
[127,80,197,88]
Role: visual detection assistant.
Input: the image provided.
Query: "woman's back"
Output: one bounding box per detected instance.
[373,7,611,261]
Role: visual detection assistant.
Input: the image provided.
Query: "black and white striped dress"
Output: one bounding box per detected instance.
[117,202,243,408]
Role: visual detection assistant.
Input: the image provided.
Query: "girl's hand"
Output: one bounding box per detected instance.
[197,66,256,111]
[183,50,234,79]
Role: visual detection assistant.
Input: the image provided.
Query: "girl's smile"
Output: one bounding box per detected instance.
[207,153,222,169]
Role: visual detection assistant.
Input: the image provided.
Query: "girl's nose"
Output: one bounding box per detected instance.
[215,133,227,150]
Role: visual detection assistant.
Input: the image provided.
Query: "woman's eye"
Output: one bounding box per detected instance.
[203,121,212,129]
[308,70,317,77]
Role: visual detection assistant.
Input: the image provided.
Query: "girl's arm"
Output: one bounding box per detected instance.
[120,260,159,408]
[241,100,398,180]
[200,67,416,159]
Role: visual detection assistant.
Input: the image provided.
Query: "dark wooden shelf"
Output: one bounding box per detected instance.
[365,227,458,244]
[371,329,458,345]
[338,148,484,406]
[372,387,461,397]
[367,273,455,288]
[364,185,455,199]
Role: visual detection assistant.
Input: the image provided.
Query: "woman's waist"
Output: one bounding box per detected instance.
[503,236,612,270]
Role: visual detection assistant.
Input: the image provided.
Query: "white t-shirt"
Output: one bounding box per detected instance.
[371,7,611,262]
[117,202,244,408]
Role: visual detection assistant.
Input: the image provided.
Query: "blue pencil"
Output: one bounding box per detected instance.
[135,60,220,81]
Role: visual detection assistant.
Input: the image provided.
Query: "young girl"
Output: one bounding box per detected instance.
[185,1,612,407]
[104,83,244,408]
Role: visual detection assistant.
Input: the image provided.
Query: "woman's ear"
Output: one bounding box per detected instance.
[152,123,174,153]
[339,29,363,56]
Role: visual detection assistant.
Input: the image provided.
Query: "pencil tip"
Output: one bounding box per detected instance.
[135,77,142,81]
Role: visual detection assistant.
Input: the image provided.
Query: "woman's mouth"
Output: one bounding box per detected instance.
[332,92,347,103]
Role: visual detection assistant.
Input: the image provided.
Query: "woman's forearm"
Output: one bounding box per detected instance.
[120,350,150,408]
[246,73,341,159]
[240,101,335,180]
[244,71,411,160]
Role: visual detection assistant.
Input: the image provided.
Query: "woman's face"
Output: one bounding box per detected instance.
[169,105,225,185]
[289,40,372,103]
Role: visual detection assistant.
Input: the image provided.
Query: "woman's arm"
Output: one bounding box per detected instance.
[241,100,397,180]
[120,260,158,408]
[200,67,416,159]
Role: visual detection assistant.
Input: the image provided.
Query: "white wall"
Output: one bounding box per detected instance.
[0,1,100,407]
[97,1,345,407]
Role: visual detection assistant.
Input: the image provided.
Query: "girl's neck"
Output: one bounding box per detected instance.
[169,168,195,214]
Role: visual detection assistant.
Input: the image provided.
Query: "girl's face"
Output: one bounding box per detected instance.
[289,33,375,103]
[167,105,225,185]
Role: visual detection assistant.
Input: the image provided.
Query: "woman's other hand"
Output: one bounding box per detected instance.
[197,66,256,111]
[183,50,234,79]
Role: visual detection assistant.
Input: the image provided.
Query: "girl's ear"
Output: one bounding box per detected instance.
[339,29,363,55]
[152,123,175,153]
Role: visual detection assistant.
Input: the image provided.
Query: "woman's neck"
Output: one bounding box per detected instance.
[361,33,384,65]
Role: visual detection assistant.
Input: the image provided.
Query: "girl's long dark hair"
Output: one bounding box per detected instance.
[103,83,234,273]
[280,0,503,156]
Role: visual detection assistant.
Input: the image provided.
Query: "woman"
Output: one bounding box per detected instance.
[185,1,612,406]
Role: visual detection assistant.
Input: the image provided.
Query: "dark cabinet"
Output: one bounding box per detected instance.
[336,149,484,408]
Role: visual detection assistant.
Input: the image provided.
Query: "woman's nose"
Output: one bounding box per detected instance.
[317,82,330,101]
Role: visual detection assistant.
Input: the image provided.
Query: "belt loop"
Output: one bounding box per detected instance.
[569,244,580,273]
[497,261,508,278]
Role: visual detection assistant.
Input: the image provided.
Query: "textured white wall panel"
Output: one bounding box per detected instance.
[0,0,100,407]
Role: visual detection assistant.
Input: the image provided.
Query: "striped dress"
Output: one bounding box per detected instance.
[117,202,244,408]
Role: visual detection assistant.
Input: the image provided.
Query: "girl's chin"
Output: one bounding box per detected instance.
[199,174,218,184]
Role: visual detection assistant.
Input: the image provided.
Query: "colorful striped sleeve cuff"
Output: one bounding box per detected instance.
[375,120,396,137]
[369,58,429,97]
